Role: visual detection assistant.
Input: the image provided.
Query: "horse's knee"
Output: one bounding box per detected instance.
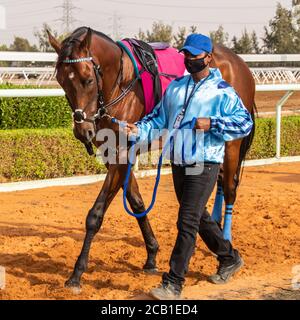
[223,185,237,204]
[86,207,104,233]
[127,192,145,213]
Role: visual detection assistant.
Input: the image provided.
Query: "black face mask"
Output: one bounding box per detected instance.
[184,55,208,74]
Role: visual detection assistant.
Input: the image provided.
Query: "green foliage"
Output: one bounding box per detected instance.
[137,21,173,44]
[10,36,38,52]
[247,116,300,159]
[173,27,187,50]
[209,25,229,47]
[33,23,67,52]
[173,26,198,49]
[231,29,258,54]
[263,3,300,53]
[0,128,106,182]
[0,117,299,182]
[0,84,72,129]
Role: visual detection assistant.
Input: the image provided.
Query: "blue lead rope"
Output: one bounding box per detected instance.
[113,117,197,218]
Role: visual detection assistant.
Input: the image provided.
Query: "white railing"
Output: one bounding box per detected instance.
[240,54,300,62]
[1,52,300,86]
[1,52,300,63]
[0,67,56,86]
[251,67,300,84]
[0,51,57,62]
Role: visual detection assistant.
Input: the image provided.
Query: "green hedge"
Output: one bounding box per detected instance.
[247,116,300,159]
[0,116,299,182]
[0,84,72,129]
[0,128,105,182]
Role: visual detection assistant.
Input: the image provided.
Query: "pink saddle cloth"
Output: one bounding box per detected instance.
[121,40,186,115]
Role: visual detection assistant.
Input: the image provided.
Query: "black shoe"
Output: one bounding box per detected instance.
[149,281,182,300]
[208,253,244,284]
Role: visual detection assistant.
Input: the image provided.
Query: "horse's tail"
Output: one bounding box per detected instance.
[235,102,257,186]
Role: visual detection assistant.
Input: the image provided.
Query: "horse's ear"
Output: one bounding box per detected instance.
[80,28,92,51]
[47,29,61,54]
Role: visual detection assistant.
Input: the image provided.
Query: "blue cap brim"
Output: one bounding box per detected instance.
[179,45,206,55]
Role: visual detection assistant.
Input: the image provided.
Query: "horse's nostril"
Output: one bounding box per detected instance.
[87,129,95,140]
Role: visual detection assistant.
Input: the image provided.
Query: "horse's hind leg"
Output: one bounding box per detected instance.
[122,171,159,273]
[65,164,125,291]
[222,140,242,241]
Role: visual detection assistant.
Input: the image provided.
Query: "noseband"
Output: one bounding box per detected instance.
[62,42,139,129]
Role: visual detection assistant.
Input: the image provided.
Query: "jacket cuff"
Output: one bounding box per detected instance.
[210,116,218,129]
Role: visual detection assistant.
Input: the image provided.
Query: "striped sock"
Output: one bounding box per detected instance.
[212,185,224,224]
[223,204,233,241]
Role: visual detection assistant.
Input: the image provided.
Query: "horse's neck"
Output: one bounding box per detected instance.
[92,36,135,102]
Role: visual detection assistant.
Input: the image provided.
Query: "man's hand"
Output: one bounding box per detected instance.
[194,117,211,132]
[124,123,138,136]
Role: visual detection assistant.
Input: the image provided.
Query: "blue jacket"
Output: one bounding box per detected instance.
[134,68,253,164]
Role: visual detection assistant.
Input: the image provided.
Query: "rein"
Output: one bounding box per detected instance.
[118,117,198,218]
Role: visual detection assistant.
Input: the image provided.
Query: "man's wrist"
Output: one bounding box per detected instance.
[209,116,218,129]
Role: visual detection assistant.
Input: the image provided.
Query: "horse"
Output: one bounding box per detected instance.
[47,26,255,291]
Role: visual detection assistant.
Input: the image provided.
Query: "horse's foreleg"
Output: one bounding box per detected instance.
[211,169,224,227]
[122,171,159,273]
[222,140,242,241]
[65,164,124,290]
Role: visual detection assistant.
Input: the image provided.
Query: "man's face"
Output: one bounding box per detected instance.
[183,51,212,64]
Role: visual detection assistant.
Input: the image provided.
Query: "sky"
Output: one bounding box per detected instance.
[0,0,295,47]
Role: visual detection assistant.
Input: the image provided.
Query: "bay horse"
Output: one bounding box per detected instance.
[47,27,255,291]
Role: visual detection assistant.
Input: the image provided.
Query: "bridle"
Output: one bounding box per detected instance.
[62,37,140,132]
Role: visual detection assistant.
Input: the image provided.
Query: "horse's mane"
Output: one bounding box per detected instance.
[57,26,115,66]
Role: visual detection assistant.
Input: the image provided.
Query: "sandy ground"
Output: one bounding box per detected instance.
[0,162,299,300]
[255,91,300,115]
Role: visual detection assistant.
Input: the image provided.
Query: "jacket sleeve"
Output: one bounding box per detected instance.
[209,91,253,142]
[133,90,169,144]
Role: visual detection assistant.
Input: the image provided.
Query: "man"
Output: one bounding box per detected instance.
[125,34,253,300]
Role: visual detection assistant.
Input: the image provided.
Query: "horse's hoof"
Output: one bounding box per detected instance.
[143,267,158,274]
[65,279,81,294]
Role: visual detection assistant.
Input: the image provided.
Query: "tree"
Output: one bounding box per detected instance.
[0,44,8,51]
[189,25,197,33]
[173,26,186,49]
[9,36,37,52]
[262,3,298,53]
[251,31,261,54]
[292,0,300,51]
[173,25,198,49]
[34,23,62,52]
[231,29,253,54]
[136,21,173,43]
[0,45,9,66]
[209,25,229,46]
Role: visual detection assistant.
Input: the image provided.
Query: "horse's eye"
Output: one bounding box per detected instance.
[85,79,93,86]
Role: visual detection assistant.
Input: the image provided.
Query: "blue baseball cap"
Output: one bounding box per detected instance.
[179,33,213,55]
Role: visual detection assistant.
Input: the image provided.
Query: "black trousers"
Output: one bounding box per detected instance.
[163,162,236,288]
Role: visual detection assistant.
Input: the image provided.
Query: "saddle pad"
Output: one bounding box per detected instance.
[121,40,186,115]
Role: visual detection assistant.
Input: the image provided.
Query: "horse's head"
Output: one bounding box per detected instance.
[48,27,103,146]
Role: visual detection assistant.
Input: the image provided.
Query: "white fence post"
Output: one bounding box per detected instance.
[275,91,294,159]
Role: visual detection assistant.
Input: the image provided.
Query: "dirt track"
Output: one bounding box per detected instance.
[0,162,299,300]
[256,91,300,115]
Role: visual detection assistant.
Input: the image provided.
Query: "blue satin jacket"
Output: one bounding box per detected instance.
[134,68,253,164]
